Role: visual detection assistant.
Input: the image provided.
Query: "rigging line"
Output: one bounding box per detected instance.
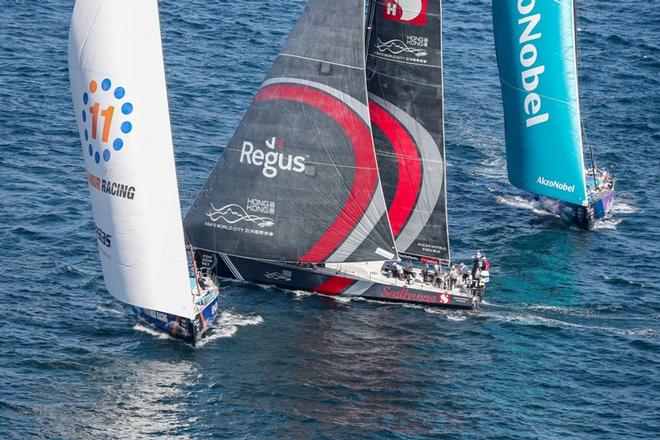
[574,0,598,181]
[365,0,377,61]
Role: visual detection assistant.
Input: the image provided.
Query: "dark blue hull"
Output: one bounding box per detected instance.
[133,294,220,346]
[563,189,615,230]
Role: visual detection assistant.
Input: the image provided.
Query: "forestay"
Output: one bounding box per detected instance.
[366,0,450,261]
[492,0,588,205]
[69,0,194,318]
[185,0,397,263]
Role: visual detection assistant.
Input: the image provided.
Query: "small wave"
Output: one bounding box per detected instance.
[293,290,313,300]
[197,311,263,347]
[593,217,622,230]
[483,310,658,339]
[447,313,467,321]
[133,323,172,340]
[496,195,534,210]
[474,158,507,181]
[218,311,264,327]
[610,202,640,214]
[95,305,124,316]
[496,195,556,216]
[330,295,352,304]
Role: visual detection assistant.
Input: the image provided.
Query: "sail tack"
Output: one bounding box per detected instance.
[69,0,194,318]
[185,0,397,264]
[492,0,588,205]
[366,0,450,261]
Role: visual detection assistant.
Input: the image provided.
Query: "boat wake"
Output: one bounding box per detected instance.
[197,311,264,347]
[132,312,263,346]
[480,306,658,340]
[610,200,640,214]
[133,322,172,340]
[592,217,622,230]
[495,195,554,216]
[95,305,125,316]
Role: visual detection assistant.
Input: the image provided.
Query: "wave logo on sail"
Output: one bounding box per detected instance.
[376,38,428,57]
[80,78,134,165]
[383,0,428,26]
[206,203,274,228]
[240,137,306,178]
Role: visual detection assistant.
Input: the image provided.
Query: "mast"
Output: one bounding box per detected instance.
[573,0,598,183]
[365,0,377,51]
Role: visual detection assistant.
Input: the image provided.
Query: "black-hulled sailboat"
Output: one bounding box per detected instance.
[185,0,489,309]
[492,0,614,230]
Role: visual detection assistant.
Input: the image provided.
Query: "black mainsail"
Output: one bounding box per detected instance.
[366,0,450,261]
[185,0,397,264]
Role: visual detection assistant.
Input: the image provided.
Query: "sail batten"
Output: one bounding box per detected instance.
[184,0,397,264]
[492,0,588,205]
[366,0,451,261]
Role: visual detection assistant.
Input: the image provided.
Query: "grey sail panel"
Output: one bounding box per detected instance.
[184,0,397,263]
[366,0,450,261]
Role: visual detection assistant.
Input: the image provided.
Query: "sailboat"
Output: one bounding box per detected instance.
[68,0,219,345]
[184,0,489,309]
[492,0,614,230]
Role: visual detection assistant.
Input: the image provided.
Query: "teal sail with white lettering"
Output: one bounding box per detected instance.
[492,0,587,205]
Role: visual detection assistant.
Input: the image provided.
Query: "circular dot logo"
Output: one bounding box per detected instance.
[82,78,134,164]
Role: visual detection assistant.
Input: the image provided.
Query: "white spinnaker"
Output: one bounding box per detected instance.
[69,0,193,318]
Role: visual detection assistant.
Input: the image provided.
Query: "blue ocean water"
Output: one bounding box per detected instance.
[1,0,659,438]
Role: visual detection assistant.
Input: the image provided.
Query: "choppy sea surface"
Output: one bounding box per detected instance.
[1,0,659,438]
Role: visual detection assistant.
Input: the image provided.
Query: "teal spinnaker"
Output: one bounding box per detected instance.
[492,0,587,205]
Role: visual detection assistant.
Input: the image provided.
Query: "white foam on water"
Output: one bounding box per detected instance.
[292,290,313,300]
[197,311,264,347]
[413,304,472,321]
[330,295,352,304]
[610,201,640,214]
[291,289,354,304]
[496,195,556,216]
[474,158,508,181]
[95,305,124,316]
[133,312,264,346]
[133,323,172,340]
[593,217,622,230]
[527,304,582,315]
[447,313,467,322]
[483,310,658,339]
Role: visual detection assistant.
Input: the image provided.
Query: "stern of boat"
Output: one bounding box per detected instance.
[571,188,615,230]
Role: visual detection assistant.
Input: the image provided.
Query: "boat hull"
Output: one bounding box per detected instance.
[201,253,479,310]
[133,293,220,346]
[563,189,615,230]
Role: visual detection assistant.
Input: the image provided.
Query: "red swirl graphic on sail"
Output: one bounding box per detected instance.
[369,100,422,238]
[254,85,378,263]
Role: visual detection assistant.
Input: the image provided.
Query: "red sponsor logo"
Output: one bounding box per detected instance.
[383,0,428,26]
[420,256,440,265]
[437,292,451,304]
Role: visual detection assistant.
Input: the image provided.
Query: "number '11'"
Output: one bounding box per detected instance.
[89,103,115,143]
